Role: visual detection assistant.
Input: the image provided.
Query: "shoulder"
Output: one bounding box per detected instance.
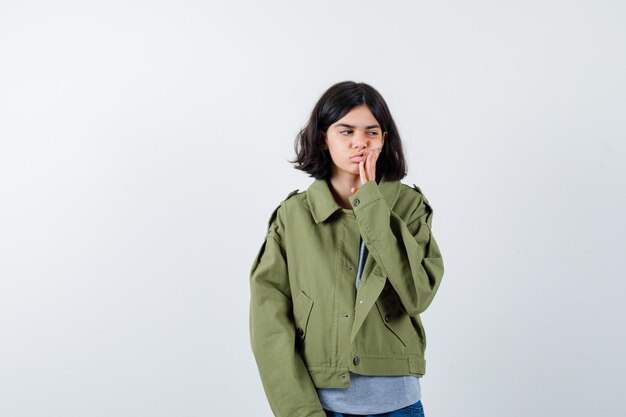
[395,181,435,227]
[264,188,303,236]
[396,181,432,209]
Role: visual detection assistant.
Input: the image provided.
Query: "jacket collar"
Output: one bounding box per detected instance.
[306,176,401,224]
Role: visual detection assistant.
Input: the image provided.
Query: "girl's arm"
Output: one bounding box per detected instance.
[350,181,444,316]
[249,212,326,417]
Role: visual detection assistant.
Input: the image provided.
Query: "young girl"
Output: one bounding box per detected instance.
[249,81,444,417]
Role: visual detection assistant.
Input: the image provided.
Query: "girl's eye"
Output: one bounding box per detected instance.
[340,130,353,136]
[367,131,379,137]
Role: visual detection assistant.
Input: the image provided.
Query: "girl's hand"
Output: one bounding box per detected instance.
[350,148,381,194]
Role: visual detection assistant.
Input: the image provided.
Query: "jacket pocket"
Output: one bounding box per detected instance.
[293,290,314,343]
[375,283,417,347]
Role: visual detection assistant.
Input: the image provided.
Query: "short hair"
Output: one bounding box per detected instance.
[290,81,407,181]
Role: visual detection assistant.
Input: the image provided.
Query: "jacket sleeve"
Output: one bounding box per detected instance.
[350,181,444,316]
[249,209,326,417]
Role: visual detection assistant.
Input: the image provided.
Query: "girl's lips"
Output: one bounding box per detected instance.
[350,153,365,162]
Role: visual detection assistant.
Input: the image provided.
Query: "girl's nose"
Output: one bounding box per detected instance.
[353,131,368,147]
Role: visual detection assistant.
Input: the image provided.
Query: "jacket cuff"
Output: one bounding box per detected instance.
[349,181,384,210]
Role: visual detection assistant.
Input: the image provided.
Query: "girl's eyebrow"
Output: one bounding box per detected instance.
[335,123,381,129]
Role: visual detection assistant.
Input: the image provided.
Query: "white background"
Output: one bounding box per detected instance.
[1,1,625,416]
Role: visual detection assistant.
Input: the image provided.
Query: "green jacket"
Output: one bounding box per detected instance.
[249,177,444,417]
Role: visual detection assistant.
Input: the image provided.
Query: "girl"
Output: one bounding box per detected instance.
[249,81,444,417]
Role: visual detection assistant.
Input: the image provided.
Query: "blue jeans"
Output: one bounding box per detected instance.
[324,400,424,417]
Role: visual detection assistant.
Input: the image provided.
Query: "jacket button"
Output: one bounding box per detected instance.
[296,327,304,337]
[353,356,361,365]
[384,314,391,322]
[353,198,360,207]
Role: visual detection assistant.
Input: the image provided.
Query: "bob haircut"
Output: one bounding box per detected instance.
[291,81,407,182]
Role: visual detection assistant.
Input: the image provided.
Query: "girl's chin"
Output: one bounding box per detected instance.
[332,169,359,178]
[342,165,360,174]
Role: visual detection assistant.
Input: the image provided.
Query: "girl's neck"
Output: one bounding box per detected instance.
[327,173,360,210]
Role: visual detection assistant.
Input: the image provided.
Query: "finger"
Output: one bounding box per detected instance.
[359,159,367,185]
[372,149,380,169]
[367,150,376,181]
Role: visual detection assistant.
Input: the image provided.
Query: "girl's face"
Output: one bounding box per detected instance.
[323,105,386,179]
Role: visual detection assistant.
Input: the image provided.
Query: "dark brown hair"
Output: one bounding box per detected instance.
[290,81,407,181]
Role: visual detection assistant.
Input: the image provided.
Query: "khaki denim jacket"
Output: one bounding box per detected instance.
[249,176,444,417]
